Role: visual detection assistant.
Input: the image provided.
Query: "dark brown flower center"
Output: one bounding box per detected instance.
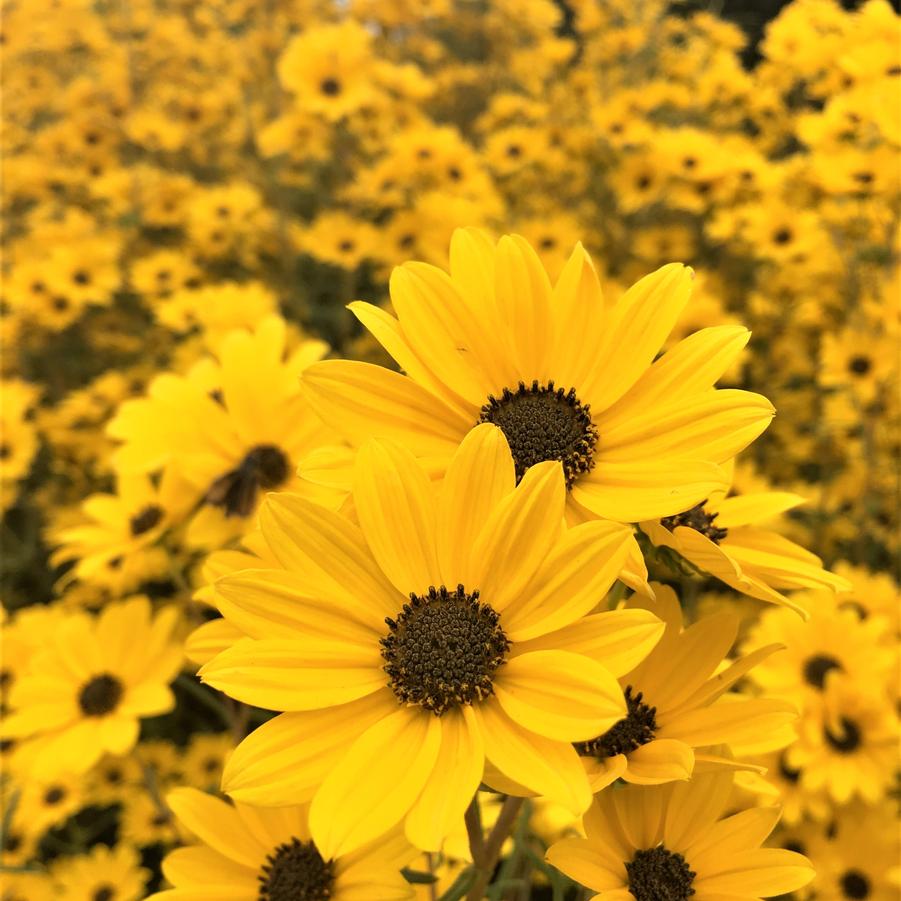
[575,685,657,758]
[129,504,164,536]
[803,654,842,690]
[319,78,341,96]
[626,846,696,900]
[206,444,290,517]
[840,870,871,899]
[479,380,598,488]
[79,674,124,717]
[258,837,334,901]
[661,502,728,543]
[381,585,509,716]
[825,716,861,754]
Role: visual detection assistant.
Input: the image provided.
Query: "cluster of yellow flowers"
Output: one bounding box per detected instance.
[1,0,898,898]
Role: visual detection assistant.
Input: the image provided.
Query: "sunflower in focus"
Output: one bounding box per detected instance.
[200,426,664,855]
[575,585,796,791]
[149,788,417,901]
[546,771,815,899]
[1,598,182,777]
[301,230,774,525]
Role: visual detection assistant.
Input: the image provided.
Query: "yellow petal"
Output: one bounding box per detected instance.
[476,697,591,814]
[222,692,399,805]
[166,787,265,868]
[199,638,384,711]
[494,650,625,741]
[622,739,694,785]
[502,520,633,640]
[714,492,807,528]
[471,460,565,612]
[581,263,693,411]
[573,459,727,522]
[513,610,664,679]
[405,706,484,852]
[354,439,441,596]
[301,360,466,457]
[436,424,515,590]
[545,837,625,892]
[310,707,442,859]
[261,493,401,625]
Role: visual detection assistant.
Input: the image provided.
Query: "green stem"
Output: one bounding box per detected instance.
[466,796,525,901]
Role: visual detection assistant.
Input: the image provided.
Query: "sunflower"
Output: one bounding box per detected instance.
[786,674,898,805]
[107,316,338,546]
[51,842,149,901]
[148,788,417,901]
[805,801,901,901]
[200,426,664,855]
[1,598,182,777]
[546,771,814,899]
[51,470,187,592]
[277,21,378,121]
[641,481,850,615]
[742,588,894,709]
[574,585,796,792]
[300,230,774,526]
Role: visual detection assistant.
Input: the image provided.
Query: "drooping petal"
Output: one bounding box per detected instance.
[622,740,694,785]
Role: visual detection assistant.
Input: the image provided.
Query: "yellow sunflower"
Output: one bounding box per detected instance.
[149,788,417,901]
[546,771,814,899]
[575,585,796,792]
[786,674,898,805]
[641,480,849,615]
[1,598,182,777]
[200,426,664,856]
[51,469,189,592]
[107,316,338,545]
[742,588,894,708]
[300,230,774,526]
[52,843,149,901]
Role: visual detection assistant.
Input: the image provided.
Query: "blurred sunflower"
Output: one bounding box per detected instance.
[302,230,774,524]
[546,771,814,899]
[52,843,149,901]
[1,598,182,777]
[201,426,663,855]
[149,788,417,901]
[108,317,338,545]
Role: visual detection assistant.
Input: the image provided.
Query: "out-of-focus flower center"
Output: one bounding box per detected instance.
[205,444,290,517]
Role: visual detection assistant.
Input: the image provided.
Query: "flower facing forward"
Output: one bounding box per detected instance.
[107,316,338,546]
[148,788,417,901]
[2,598,182,778]
[301,230,775,524]
[641,482,850,615]
[199,425,665,856]
[546,771,814,900]
[574,585,796,791]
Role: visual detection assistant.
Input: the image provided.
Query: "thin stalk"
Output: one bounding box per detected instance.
[466,796,525,901]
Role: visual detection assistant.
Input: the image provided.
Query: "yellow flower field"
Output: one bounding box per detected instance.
[1,0,898,898]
